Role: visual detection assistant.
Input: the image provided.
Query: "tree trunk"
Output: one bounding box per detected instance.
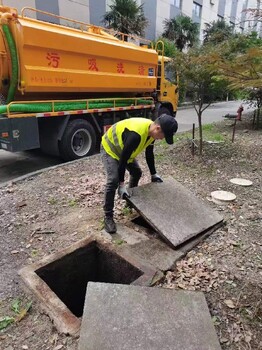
[198,111,203,155]
[256,108,261,129]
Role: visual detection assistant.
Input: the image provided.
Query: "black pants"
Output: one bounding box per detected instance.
[101,147,142,217]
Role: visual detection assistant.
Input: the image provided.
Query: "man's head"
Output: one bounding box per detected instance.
[150,114,178,144]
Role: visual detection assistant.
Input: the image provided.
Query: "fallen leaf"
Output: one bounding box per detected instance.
[16,301,32,322]
[16,200,27,208]
[177,283,187,290]
[234,333,242,342]
[224,299,235,308]
[245,335,252,343]
[220,337,228,344]
[212,316,221,325]
[49,332,59,345]
[54,345,63,350]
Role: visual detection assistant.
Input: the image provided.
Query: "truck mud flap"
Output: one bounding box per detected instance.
[0,116,40,152]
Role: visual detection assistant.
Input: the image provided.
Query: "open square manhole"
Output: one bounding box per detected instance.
[19,237,157,335]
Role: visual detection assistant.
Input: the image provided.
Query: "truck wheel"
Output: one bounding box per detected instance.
[158,107,172,117]
[59,119,96,161]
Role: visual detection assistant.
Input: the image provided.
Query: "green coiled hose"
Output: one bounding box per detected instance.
[2,24,18,104]
[0,99,153,114]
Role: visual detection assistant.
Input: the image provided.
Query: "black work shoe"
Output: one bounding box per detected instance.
[104,216,117,234]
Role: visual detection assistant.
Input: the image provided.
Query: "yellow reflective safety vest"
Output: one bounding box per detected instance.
[102,118,154,163]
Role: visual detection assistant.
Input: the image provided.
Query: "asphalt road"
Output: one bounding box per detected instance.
[0,101,251,184]
[176,100,247,133]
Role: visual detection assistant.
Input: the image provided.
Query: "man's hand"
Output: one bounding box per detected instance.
[118,184,130,199]
[151,173,163,183]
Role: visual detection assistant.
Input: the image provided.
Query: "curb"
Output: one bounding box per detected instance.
[177,104,194,110]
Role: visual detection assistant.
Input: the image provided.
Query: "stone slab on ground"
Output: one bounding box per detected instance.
[109,223,180,271]
[127,177,223,248]
[108,222,222,272]
[78,282,222,350]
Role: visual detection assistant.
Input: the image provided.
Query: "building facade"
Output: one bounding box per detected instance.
[2,0,90,26]
[2,0,261,40]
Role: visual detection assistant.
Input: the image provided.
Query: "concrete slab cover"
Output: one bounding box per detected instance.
[111,223,183,271]
[127,178,223,248]
[104,221,222,273]
[79,282,222,350]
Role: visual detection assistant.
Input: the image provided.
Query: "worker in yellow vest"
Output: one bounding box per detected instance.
[101,114,178,233]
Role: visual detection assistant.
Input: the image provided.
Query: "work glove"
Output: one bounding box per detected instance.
[151,173,163,183]
[118,184,130,199]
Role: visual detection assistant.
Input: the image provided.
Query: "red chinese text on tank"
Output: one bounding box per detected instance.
[88,58,99,71]
[46,52,60,68]
[117,62,125,74]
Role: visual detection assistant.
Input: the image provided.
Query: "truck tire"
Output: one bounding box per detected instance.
[158,106,172,117]
[59,119,96,161]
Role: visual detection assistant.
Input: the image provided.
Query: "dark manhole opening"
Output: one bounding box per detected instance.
[36,241,143,317]
[132,216,156,232]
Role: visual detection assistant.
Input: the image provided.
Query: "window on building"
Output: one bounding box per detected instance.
[174,0,181,8]
[192,2,202,18]
[35,0,59,24]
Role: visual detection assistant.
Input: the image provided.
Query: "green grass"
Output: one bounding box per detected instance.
[31,249,38,257]
[0,316,14,330]
[68,199,78,207]
[154,153,165,160]
[174,132,192,142]
[48,197,57,205]
[0,298,32,331]
[195,123,225,142]
[202,123,215,132]
[211,133,225,142]
[114,239,125,246]
[122,206,132,216]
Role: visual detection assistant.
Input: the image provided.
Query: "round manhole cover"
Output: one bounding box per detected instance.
[211,190,236,204]
[230,178,253,186]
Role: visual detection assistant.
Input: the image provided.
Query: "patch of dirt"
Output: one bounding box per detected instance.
[0,116,261,350]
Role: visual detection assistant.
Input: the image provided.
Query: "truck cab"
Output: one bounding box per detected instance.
[156,41,178,117]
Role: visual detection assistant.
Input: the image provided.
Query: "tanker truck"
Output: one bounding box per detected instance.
[0,5,178,160]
